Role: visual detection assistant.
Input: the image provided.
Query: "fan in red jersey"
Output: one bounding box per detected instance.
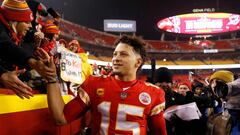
[38,35,167,135]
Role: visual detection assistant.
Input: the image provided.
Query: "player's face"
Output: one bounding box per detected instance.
[112,43,141,76]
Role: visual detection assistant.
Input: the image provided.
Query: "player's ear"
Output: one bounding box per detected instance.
[135,57,143,68]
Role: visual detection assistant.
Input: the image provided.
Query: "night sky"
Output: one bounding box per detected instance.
[42,0,240,40]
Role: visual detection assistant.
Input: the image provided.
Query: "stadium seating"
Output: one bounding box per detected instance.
[60,19,240,52]
[174,60,205,65]
[156,60,176,65]
[61,20,117,47]
[59,19,239,66]
[88,54,101,60]
[147,41,177,51]
[204,59,236,65]
[98,56,112,62]
[214,40,233,49]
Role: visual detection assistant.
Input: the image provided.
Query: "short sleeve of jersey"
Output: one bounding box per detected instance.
[150,87,166,116]
[63,76,98,123]
[81,75,95,90]
[78,75,97,106]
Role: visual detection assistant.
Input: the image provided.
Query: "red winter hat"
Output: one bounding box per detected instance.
[68,39,85,53]
[59,39,68,47]
[0,0,33,22]
[178,82,192,91]
[43,20,60,34]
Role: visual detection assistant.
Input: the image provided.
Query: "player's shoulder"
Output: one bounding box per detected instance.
[88,74,111,81]
[140,81,165,94]
[140,81,159,89]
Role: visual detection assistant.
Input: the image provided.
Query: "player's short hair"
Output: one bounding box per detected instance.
[114,35,148,69]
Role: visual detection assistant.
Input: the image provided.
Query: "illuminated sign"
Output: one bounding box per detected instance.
[192,8,215,13]
[104,19,136,32]
[203,49,218,53]
[157,13,240,34]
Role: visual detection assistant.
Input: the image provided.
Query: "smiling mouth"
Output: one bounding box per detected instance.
[113,64,122,67]
[113,64,122,69]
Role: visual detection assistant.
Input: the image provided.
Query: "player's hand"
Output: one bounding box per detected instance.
[31,48,57,80]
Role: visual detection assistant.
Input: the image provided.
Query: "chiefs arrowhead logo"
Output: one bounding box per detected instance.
[139,92,151,105]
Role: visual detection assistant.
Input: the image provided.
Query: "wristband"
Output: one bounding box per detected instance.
[47,76,58,84]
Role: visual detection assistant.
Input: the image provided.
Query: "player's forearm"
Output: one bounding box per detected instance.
[47,82,67,125]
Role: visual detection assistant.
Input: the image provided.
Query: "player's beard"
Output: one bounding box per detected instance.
[111,70,122,76]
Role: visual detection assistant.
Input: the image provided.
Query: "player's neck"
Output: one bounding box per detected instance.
[115,75,136,82]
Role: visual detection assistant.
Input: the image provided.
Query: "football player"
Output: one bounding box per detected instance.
[42,35,167,135]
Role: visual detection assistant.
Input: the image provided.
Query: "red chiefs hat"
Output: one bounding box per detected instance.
[178,82,192,91]
[43,20,60,34]
[0,0,33,22]
[68,39,85,53]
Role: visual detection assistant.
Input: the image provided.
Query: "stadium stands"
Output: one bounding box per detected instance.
[60,19,240,51]
[156,60,176,65]
[147,41,177,51]
[174,60,205,65]
[214,40,233,49]
[59,19,240,66]
[61,20,117,47]
[204,59,236,65]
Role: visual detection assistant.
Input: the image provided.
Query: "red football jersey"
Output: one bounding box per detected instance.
[64,75,165,135]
